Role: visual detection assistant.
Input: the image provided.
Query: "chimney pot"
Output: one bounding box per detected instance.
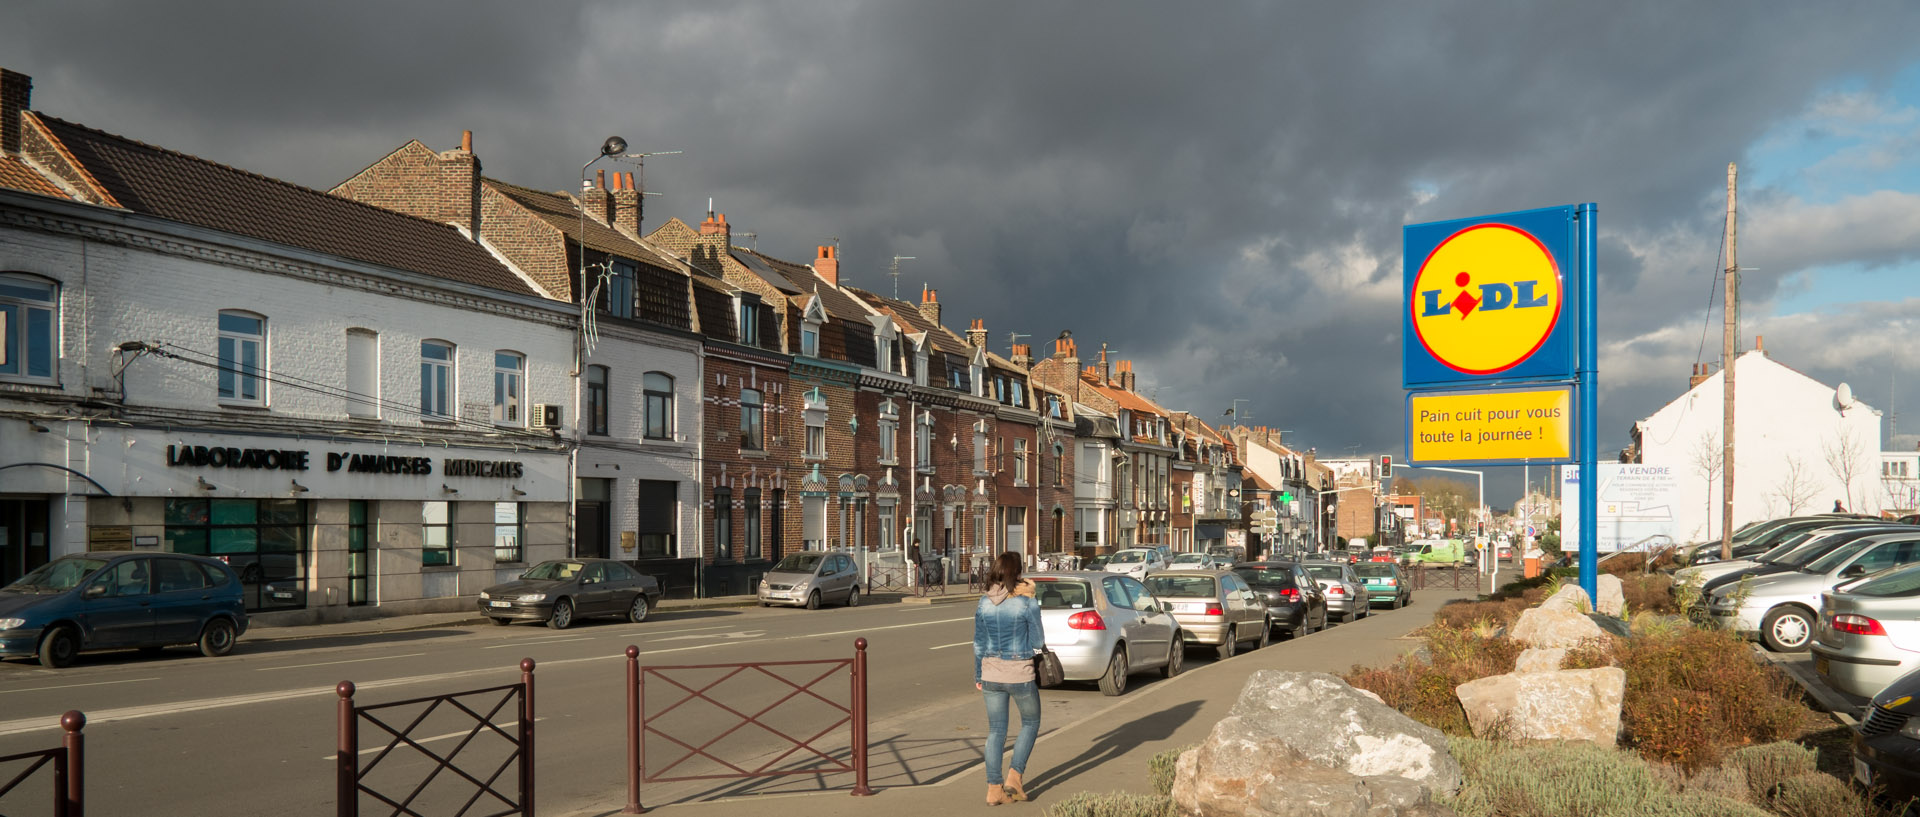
[461,130,473,152]
[596,169,606,189]
[1755,334,1764,352]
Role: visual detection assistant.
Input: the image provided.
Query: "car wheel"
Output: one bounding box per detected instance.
[1762,606,1815,652]
[805,590,822,610]
[1098,646,1129,696]
[1216,632,1237,661]
[1162,637,1183,678]
[198,618,237,658]
[490,617,512,626]
[628,595,651,623]
[38,626,79,668]
[1255,620,1271,649]
[548,598,575,630]
[846,587,861,608]
[1391,595,1404,610]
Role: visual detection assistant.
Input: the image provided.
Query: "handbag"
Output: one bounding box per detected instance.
[1033,647,1066,688]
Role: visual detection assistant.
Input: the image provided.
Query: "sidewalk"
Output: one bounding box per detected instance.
[579,585,1481,816]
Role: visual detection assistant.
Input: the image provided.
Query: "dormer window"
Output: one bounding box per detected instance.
[737,295,762,346]
[913,339,929,387]
[802,324,819,357]
[876,334,895,373]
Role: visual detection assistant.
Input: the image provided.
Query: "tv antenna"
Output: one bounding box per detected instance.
[740,231,757,251]
[890,255,916,300]
[614,149,678,231]
[1007,331,1030,358]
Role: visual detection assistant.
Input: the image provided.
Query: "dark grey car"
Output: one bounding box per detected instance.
[479,559,661,629]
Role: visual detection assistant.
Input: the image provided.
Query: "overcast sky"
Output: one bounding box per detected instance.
[8,1,1920,506]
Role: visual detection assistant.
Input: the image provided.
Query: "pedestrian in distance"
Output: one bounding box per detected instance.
[973,551,1043,806]
[1835,499,1848,512]
[910,539,925,597]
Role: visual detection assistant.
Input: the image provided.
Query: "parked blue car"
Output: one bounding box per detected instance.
[0,552,249,668]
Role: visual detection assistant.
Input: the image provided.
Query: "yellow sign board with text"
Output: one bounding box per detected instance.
[1408,387,1571,465]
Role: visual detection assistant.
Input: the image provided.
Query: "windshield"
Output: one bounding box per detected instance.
[1110,551,1147,564]
[1144,575,1218,598]
[1805,540,1880,574]
[1848,564,1920,598]
[1780,530,1893,568]
[774,553,825,572]
[522,561,585,581]
[1233,568,1294,587]
[1756,531,1818,563]
[1084,556,1110,570]
[1304,565,1345,581]
[7,557,109,592]
[1353,564,1395,577]
[1170,554,1207,564]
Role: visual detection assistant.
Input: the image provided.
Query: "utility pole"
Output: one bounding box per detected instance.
[1721,162,1738,561]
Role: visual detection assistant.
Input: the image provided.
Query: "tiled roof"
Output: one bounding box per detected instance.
[482,179,682,271]
[0,155,65,198]
[734,248,878,366]
[1082,374,1167,418]
[35,115,537,297]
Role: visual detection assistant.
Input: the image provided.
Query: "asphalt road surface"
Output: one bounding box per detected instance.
[0,599,1415,816]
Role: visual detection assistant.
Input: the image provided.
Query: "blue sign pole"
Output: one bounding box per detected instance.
[1577,203,1599,600]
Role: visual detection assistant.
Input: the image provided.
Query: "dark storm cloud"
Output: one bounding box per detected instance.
[7,1,1920,503]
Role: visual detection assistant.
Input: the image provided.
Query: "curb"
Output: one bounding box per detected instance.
[899,594,977,606]
[245,615,491,643]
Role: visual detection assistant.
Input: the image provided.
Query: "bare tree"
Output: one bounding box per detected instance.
[1775,455,1821,516]
[1823,425,1869,512]
[1691,431,1723,540]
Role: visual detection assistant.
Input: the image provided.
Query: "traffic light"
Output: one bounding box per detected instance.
[1380,455,1392,480]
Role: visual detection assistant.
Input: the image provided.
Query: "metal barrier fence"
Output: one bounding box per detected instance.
[866,564,910,592]
[1408,562,1475,591]
[624,639,871,813]
[0,711,85,817]
[337,659,535,817]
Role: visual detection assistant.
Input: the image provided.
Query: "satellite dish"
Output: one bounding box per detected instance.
[1837,382,1855,410]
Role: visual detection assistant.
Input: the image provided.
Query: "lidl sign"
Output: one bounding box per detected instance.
[1403,206,1579,389]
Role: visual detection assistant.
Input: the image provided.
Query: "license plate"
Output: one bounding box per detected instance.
[1816,655,1831,676]
[1178,603,1205,613]
[489,601,510,608]
[271,592,293,599]
[1855,758,1872,787]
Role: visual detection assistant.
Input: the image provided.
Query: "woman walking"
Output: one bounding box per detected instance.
[973,551,1043,805]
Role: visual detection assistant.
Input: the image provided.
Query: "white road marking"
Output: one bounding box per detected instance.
[0,677,160,695]
[485,637,590,649]
[257,653,427,672]
[320,718,548,760]
[654,630,765,642]
[929,641,972,650]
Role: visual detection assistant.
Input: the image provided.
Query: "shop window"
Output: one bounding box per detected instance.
[347,500,372,606]
[644,372,674,439]
[0,273,58,383]
[421,340,454,419]
[423,501,453,567]
[494,351,524,426]
[163,497,307,611]
[345,328,379,418]
[217,310,266,405]
[493,502,524,563]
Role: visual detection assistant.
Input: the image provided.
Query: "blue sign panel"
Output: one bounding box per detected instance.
[1403,205,1580,390]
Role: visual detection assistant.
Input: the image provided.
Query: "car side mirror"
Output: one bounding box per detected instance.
[1842,564,1867,578]
[83,584,107,599]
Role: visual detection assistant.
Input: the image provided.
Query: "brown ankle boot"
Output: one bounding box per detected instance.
[986,784,1008,806]
[1004,770,1028,802]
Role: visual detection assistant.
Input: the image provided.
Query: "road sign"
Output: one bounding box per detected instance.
[1406,386,1572,465]
[1526,525,1536,537]
[1403,206,1578,389]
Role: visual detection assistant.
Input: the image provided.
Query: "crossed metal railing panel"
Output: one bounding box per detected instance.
[0,711,85,817]
[338,660,535,817]
[623,640,872,814]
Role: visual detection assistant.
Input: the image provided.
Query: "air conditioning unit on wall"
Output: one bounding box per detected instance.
[531,403,563,428]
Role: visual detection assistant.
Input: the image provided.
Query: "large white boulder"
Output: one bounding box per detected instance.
[1454,667,1626,745]
[1508,604,1608,649]
[1594,574,1626,617]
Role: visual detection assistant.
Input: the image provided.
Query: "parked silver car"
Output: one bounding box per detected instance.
[1814,563,1920,698]
[1166,553,1226,570]
[1143,569,1269,659]
[1300,561,1368,623]
[758,551,862,609]
[1029,571,1183,696]
[1709,532,1920,651]
[1101,548,1168,580]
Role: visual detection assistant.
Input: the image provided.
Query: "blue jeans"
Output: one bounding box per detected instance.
[981,680,1041,785]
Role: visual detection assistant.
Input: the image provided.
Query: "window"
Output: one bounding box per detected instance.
[806,423,825,459]
[877,335,895,373]
[804,495,827,549]
[1011,381,1026,408]
[802,324,819,357]
[421,340,454,419]
[879,417,897,464]
[163,498,308,611]
[1015,438,1030,486]
[644,372,673,440]
[973,426,988,473]
[745,488,762,560]
[971,363,984,397]
[607,261,635,319]
[1046,395,1062,419]
[586,365,609,436]
[738,298,761,346]
[879,501,896,550]
[714,487,733,560]
[494,351,524,425]
[423,501,453,567]
[493,502,524,563]
[740,389,764,449]
[636,480,677,557]
[217,311,266,404]
[347,500,372,606]
[803,389,827,460]
[771,489,785,556]
[345,329,379,418]
[0,274,56,382]
[916,416,932,471]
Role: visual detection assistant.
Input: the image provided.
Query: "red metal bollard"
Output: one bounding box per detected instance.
[336,681,357,817]
[520,658,536,817]
[624,645,646,814]
[850,637,872,796]
[60,710,84,817]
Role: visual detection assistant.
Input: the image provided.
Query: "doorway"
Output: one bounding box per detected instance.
[0,498,51,586]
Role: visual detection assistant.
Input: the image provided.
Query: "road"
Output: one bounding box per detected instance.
[0,598,1422,816]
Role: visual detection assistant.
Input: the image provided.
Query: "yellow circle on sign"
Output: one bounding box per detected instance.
[1410,224,1562,375]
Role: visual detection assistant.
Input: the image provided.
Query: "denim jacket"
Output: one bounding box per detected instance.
[973,581,1044,683]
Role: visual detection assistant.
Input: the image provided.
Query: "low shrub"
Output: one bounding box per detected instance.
[1043,792,1176,817]
[1726,742,1818,803]
[1344,627,1525,735]
[1621,573,1680,615]
[1446,737,1768,817]
[1568,627,1805,770]
[1147,746,1188,797]
[1769,772,1873,817]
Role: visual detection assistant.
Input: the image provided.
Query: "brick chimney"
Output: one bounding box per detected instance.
[611,172,642,234]
[1011,343,1032,368]
[1054,331,1079,369]
[966,318,988,349]
[814,245,838,287]
[582,169,613,226]
[700,209,730,237]
[443,130,483,240]
[1,68,29,155]
[1689,363,1712,389]
[1119,360,1136,392]
[1097,347,1113,386]
[688,207,732,276]
[918,286,941,326]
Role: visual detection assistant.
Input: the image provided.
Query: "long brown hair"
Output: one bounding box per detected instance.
[987,552,1024,593]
